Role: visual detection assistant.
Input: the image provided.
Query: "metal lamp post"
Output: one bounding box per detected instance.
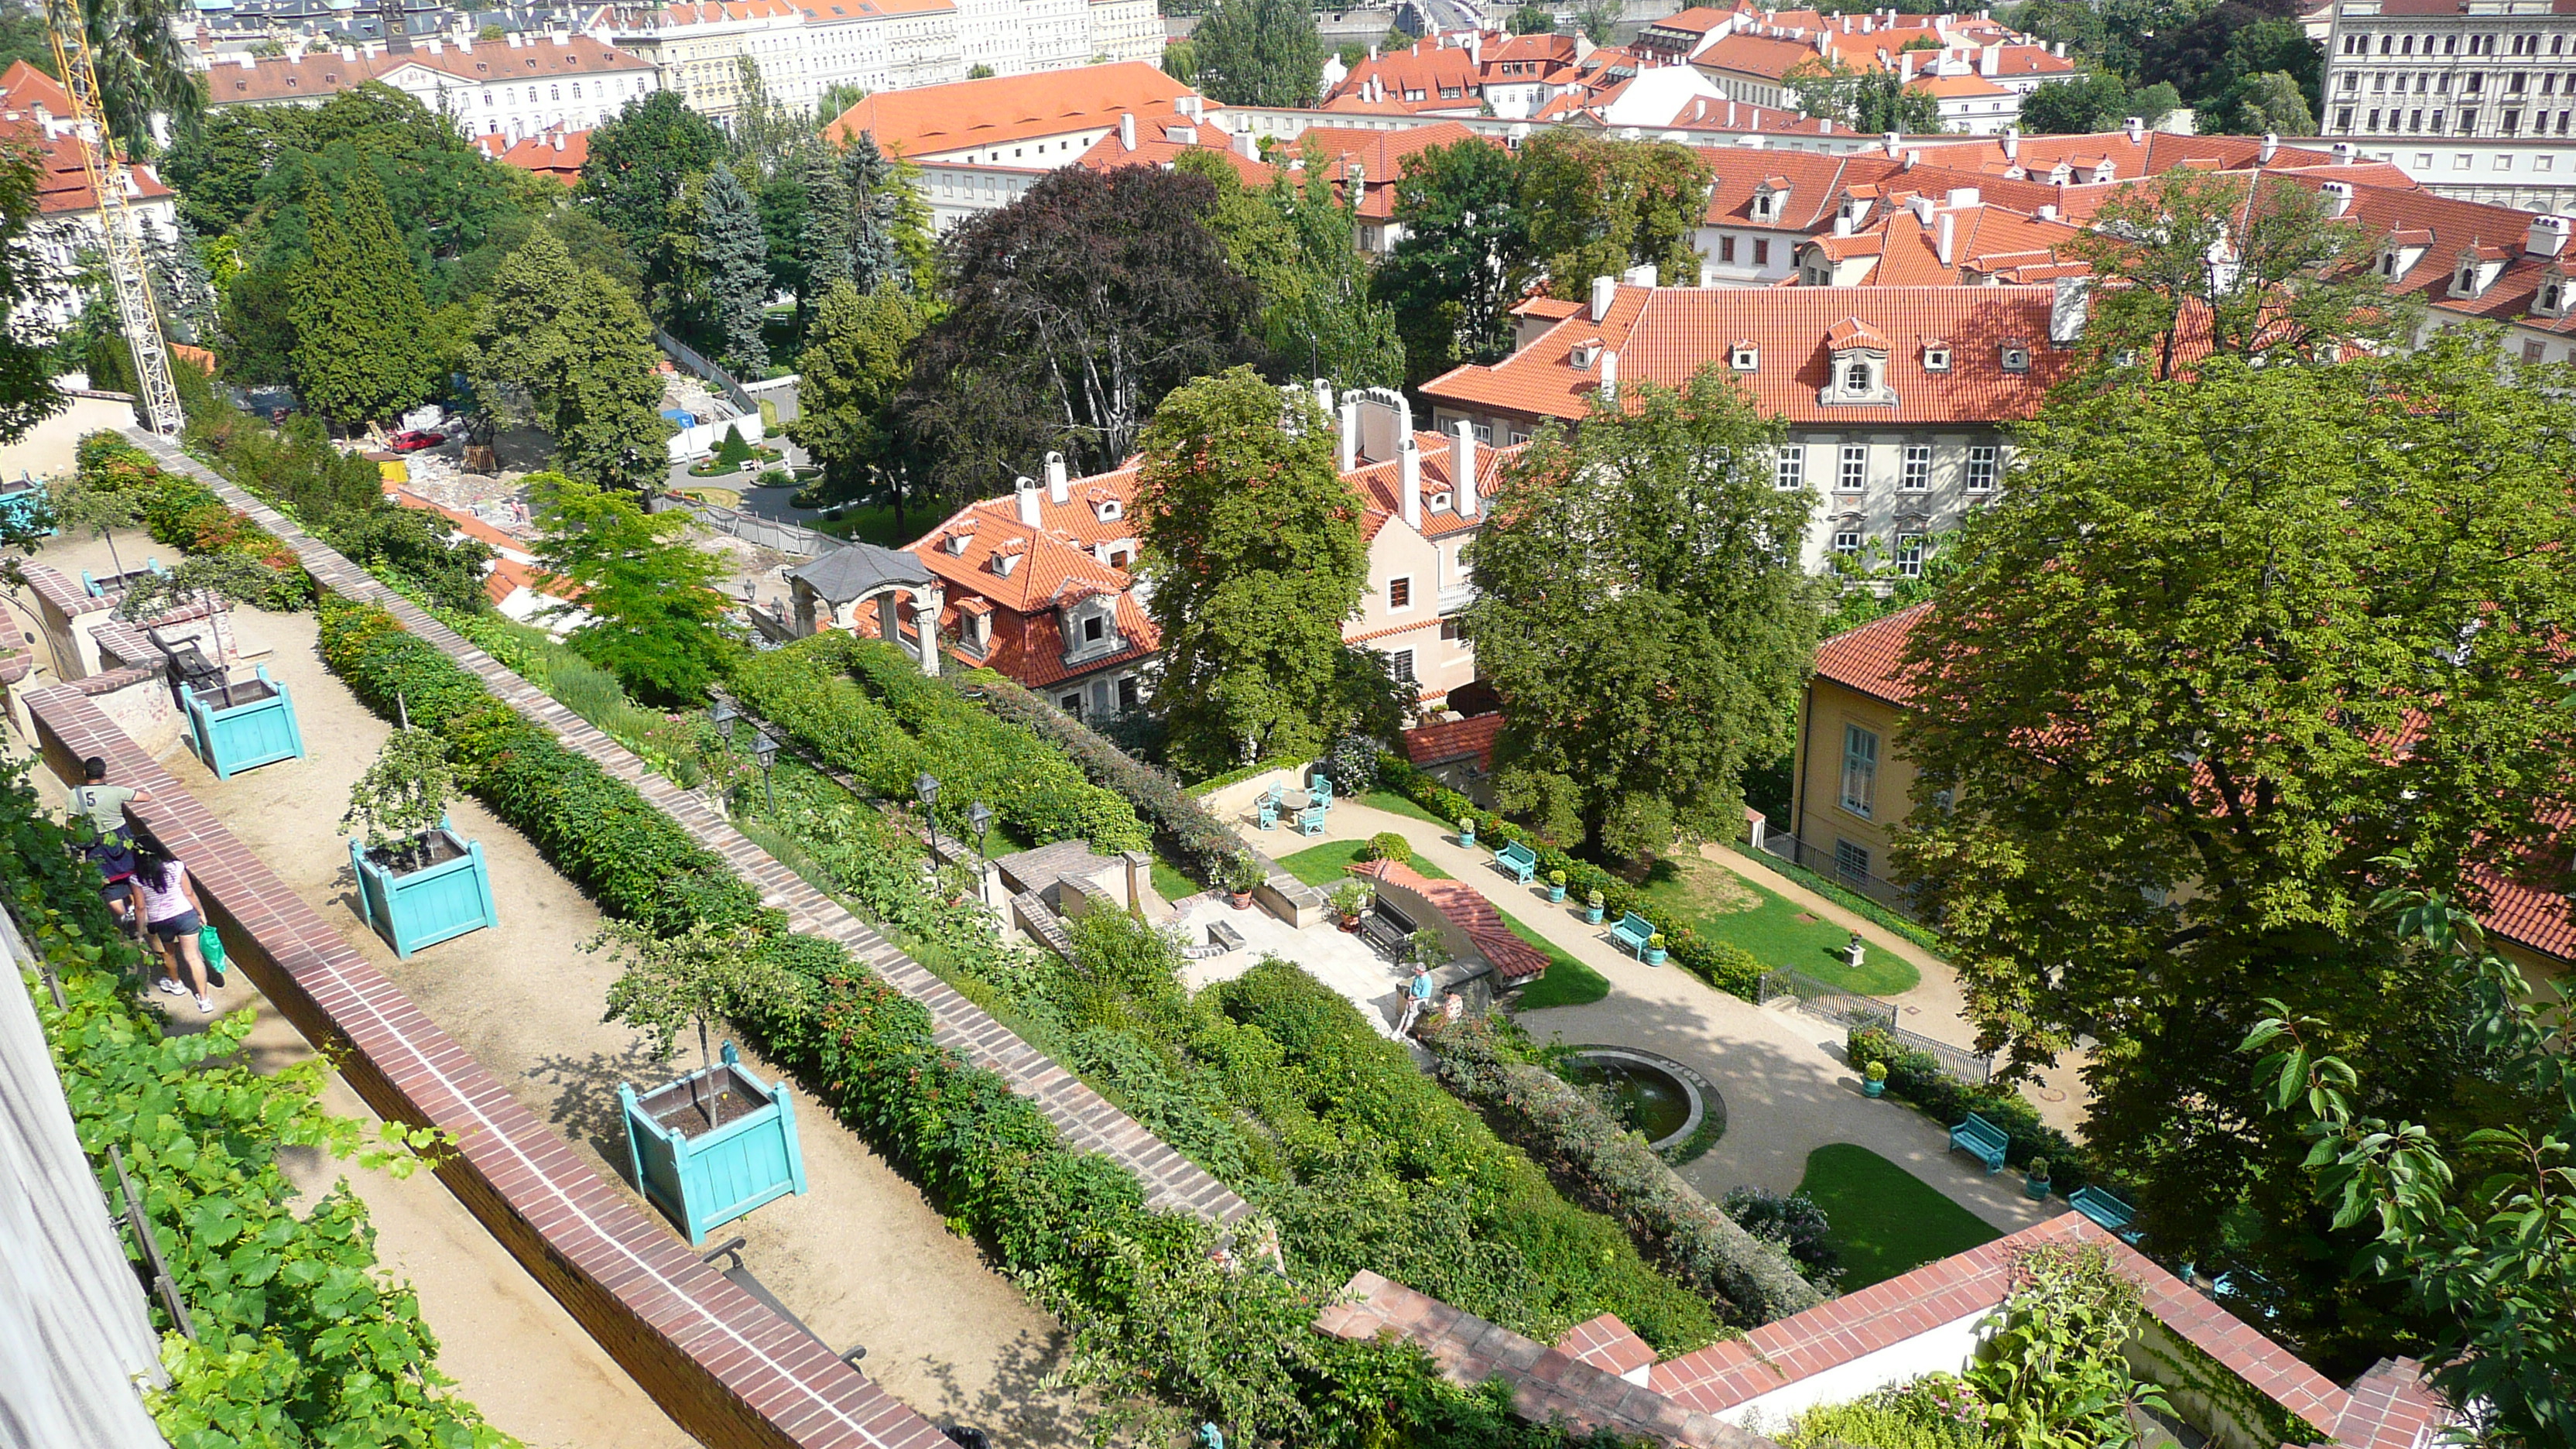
[711,698,737,742]
[965,800,992,899]
[915,772,941,860]
[752,732,777,815]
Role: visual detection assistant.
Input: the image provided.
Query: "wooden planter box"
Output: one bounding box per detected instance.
[619,1043,808,1243]
[349,818,499,959]
[180,666,305,779]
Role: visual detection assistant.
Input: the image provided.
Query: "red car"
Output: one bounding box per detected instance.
[388,429,447,453]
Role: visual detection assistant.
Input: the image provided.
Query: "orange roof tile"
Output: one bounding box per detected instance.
[824,61,1197,158]
[1349,857,1550,984]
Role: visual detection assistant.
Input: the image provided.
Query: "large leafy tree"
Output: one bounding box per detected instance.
[1177,146,1403,392]
[1891,337,2576,1366]
[1784,59,1944,134]
[0,138,66,447]
[1464,369,1820,860]
[697,163,771,375]
[289,165,436,426]
[2018,71,2178,134]
[1517,130,1714,297]
[1375,137,1532,388]
[468,229,671,492]
[1193,0,1324,106]
[578,91,724,310]
[63,0,200,156]
[2067,169,2412,382]
[531,472,733,702]
[788,280,924,517]
[897,163,1264,496]
[1135,368,1385,777]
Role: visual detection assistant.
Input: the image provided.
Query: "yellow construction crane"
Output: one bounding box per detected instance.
[43,0,183,437]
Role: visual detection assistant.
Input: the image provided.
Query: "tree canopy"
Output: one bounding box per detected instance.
[788,279,924,516]
[289,164,437,426]
[1518,130,1713,296]
[1464,368,1821,859]
[1376,138,1533,387]
[532,472,735,702]
[1193,0,1326,106]
[696,163,772,375]
[1177,146,1404,393]
[1785,59,1944,134]
[2016,71,2179,133]
[0,139,65,447]
[578,91,726,311]
[468,230,671,492]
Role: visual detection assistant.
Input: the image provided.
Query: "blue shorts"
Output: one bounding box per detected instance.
[149,909,203,942]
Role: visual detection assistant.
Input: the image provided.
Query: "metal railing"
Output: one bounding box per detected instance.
[1753,827,1917,913]
[1757,967,1994,1084]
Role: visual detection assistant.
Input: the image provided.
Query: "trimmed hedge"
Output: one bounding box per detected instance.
[1376,755,1762,999]
[1846,1026,2100,1194]
[74,434,313,611]
[1427,1019,1823,1322]
[731,634,1148,854]
[974,671,1245,883]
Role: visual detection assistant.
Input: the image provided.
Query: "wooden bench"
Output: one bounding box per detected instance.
[1361,899,1416,957]
[1294,805,1327,836]
[1609,911,1656,958]
[1254,798,1278,830]
[2070,1186,2142,1242]
[1495,840,1539,884]
[1949,1112,2009,1174]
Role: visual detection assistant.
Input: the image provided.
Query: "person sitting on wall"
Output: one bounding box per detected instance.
[1397,961,1436,1036]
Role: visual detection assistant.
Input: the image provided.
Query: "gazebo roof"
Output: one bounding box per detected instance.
[787,543,936,604]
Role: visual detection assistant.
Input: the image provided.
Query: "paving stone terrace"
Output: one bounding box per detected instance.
[124,428,1252,1231]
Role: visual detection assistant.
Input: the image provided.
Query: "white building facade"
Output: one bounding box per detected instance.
[2320,0,2576,205]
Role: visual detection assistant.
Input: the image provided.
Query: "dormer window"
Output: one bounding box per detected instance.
[1842,358,1873,392]
[2000,343,2031,372]
[2538,270,2570,318]
[1093,498,1122,522]
[1429,490,1454,512]
[1923,342,1951,372]
[1751,183,1785,221]
[992,550,1021,577]
[1570,337,1602,369]
[1731,343,1759,371]
[942,530,974,555]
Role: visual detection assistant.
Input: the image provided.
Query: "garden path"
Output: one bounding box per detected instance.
[1254,797,2054,1235]
[111,584,1088,1446]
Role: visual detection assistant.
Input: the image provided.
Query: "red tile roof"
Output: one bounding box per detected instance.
[1348,857,1550,984]
[1295,122,1489,220]
[1401,713,1504,771]
[197,39,651,107]
[475,126,590,181]
[1812,602,1930,707]
[824,61,1197,159]
[1076,116,1269,185]
[1692,30,1823,81]
[1345,429,1526,542]
[0,65,174,215]
[1324,37,1486,113]
[902,473,1162,691]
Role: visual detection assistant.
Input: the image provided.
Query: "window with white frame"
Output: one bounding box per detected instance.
[1832,521,1862,556]
[1896,531,1925,577]
[1389,649,1416,683]
[1774,445,1804,490]
[1838,444,1868,491]
[1388,576,1412,608]
[1900,444,1931,491]
[1841,724,1879,817]
[1965,444,1998,492]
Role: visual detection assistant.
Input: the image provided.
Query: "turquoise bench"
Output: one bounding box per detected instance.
[1255,798,1277,830]
[2070,1186,2142,1243]
[1295,805,1327,836]
[1949,1112,2009,1174]
[1609,911,1655,957]
[1495,839,1538,883]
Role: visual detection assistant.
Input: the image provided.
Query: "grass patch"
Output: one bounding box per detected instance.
[1797,1142,2000,1289]
[807,502,913,548]
[1150,855,1199,903]
[1635,856,1919,995]
[1275,842,1610,1009]
[1360,789,1456,829]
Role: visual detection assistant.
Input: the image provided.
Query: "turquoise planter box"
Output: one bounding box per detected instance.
[621,1043,808,1244]
[349,819,499,959]
[0,478,51,537]
[180,666,305,779]
[82,559,162,596]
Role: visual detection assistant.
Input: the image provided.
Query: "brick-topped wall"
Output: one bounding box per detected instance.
[123,430,1252,1229]
[22,684,955,1449]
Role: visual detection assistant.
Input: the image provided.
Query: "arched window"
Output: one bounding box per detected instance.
[1844,359,1872,392]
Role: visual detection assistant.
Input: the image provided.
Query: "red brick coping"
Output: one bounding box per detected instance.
[23,683,952,1449]
[119,428,1250,1228]
[1348,856,1550,984]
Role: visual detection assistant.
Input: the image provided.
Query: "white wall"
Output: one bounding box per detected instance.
[1718,1309,1993,1430]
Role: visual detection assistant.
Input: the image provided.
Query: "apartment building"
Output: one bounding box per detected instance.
[0,63,180,338]
[598,0,841,122]
[194,33,660,139]
[2322,0,2576,145]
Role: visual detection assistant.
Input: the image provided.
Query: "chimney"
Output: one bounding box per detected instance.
[2053,39,2064,57]
[2037,202,2057,221]
[2527,213,2571,257]
[1339,394,1359,471]
[1598,349,1619,401]
[1451,420,1478,517]
[2123,115,2143,143]
[1118,112,1136,150]
[1622,261,1657,285]
[1015,475,1042,526]
[2048,275,2090,346]
[1909,193,1935,223]
[1900,52,1913,80]
[1946,187,1979,207]
[551,130,565,150]
[1936,211,1954,266]
[1589,273,1617,320]
[1834,211,1854,236]
[2002,125,2018,163]
[2259,132,2279,163]
[1235,128,1255,159]
[1399,437,1422,529]
[1312,377,1333,416]
[2319,180,2353,217]
[1884,130,1903,158]
[1046,450,1069,504]
[2331,141,2357,164]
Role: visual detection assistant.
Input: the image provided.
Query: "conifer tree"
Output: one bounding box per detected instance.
[798,146,853,308]
[290,166,435,427]
[840,134,907,293]
[697,164,771,375]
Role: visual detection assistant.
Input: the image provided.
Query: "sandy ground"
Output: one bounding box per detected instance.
[14,528,1090,1447]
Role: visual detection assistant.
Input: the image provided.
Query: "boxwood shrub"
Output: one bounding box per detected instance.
[1846,1026,2098,1193]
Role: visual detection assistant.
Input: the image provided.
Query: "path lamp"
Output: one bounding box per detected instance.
[711,698,737,742]
[915,772,941,859]
[966,800,993,897]
[752,731,777,815]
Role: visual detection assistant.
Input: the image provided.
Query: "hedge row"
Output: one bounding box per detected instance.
[1375,755,1763,999]
[0,768,512,1447]
[1427,1019,1824,1322]
[1846,1026,2100,1194]
[731,633,1148,854]
[970,671,1243,883]
[74,435,313,611]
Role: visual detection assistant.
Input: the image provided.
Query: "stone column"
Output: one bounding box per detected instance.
[913,587,943,676]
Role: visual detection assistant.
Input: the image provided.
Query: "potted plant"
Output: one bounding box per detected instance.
[1585,888,1605,925]
[121,556,308,779]
[1458,814,1476,848]
[344,726,497,958]
[2024,1157,2052,1200]
[1546,868,1567,903]
[601,920,814,1242]
[1845,932,1869,970]
[1643,931,1667,967]
[1329,880,1369,930]
[1862,1060,1888,1098]
[1224,851,1263,909]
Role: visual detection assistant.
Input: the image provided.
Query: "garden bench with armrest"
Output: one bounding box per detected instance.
[1254,798,1277,830]
[1294,805,1327,836]
[1609,912,1656,958]
[1495,839,1539,884]
[1948,1112,2009,1174]
[2069,1186,2142,1242]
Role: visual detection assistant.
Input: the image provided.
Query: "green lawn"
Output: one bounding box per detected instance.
[1150,856,1198,903]
[1797,1143,2000,1289]
[1634,855,1920,995]
[1360,790,1457,829]
[1274,841,1610,1008]
[808,502,912,548]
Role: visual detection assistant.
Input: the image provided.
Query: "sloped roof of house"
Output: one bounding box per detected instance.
[1077,115,1269,184]
[197,38,650,107]
[824,61,1197,157]
[1348,856,1550,984]
[1345,430,1525,543]
[1692,30,1821,80]
[1401,712,1504,771]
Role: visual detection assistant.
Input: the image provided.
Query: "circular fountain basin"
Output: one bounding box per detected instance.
[1560,1046,1709,1151]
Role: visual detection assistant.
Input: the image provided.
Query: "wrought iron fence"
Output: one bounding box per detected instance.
[1754,829,1917,913]
[1756,967,1994,1084]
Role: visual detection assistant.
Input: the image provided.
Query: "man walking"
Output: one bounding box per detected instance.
[67,757,149,933]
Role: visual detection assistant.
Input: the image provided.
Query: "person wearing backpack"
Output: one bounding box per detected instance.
[66,756,150,935]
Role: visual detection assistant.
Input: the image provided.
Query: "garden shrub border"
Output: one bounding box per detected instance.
[1845,1026,2102,1196]
[971,671,1247,885]
[74,435,314,611]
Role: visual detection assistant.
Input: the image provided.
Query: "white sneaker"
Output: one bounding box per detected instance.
[157,978,185,997]
[195,995,213,1014]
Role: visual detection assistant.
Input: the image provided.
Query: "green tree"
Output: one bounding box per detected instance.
[1508,5,1554,33]
[1572,0,1619,43]
[1162,38,1200,82]
[697,163,771,374]
[816,80,869,122]
[1517,129,1711,296]
[1177,146,1403,392]
[1463,368,1820,859]
[796,145,853,307]
[1784,58,1944,133]
[2247,881,2575,1447]
[788,280,923,517]
[2067,169,2408,382]
[64,0,201,156]
[965,62,995,79]
[593,919,810,1125]
[0,139,64,447]
[2208,69,2316,135]
[531,471,734,701]
[579,91,725,308]
[1375,137,1533,386]
[2016,71,2138,133]
[1194,0,1325,106]
[1134,368,1376,776]
[1889,338,2576,1365]
[468,229,671,492]
[290,165,436,426]
[838,132,924,293]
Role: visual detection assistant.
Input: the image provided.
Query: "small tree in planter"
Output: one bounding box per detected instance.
[1585,887,1606,924]
[1222,851,1264,908]
[2025,1156,2052,1201]
[1644,931,1668,966]
[1410,928,1453,971]
[1363,831,1413,867]
[594,920,810,1129]
[344,725,495,955]
[342,727,458,872]
[1546,868,1567,903]
[1458,815,1476,847]
[1862,1059,1889,1098]
[715,423,755,471]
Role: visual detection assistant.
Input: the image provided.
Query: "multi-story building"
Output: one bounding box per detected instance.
[595,0,818,123]
[2317,0,2576,206]
[194,33,660,140]
[2,62,181,339]
[1086,0,1161,67]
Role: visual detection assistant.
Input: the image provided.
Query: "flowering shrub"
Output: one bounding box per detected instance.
[1720,1186,1839,1288]
[72,434,313,610]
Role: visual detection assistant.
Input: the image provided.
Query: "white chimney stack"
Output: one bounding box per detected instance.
[1399,437,1422,529]
[2124,115,2144,142]
[1451,420,1478,516]
[1015,475,1042,526]
[2259,132,2279,164]
[2320,180,2353,217]
[2002,125,2018,163]
[1339,395,1359,471]
[1311,377,1333,416]
[1118,112,1136,150]
[1046,451,1069,504]
[1622,261,1656,285]
[1936,211,1954,266]
[1980,43,1999,75]
[2526,213,2571,257]
[1589,273,1617,320]
[1598,350,1619,401]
